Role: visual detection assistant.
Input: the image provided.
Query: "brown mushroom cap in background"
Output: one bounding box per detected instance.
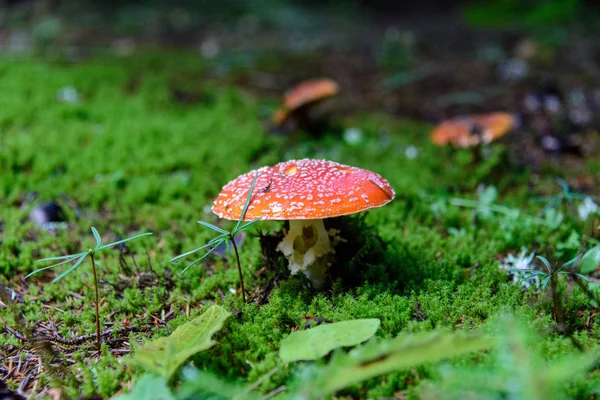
[271,78,340,126]
[212,159,395,221]
[431,112,515,147]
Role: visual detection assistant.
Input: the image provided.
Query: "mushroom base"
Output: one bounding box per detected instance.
[276,219,334,288]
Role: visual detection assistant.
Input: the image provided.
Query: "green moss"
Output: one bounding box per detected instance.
[0,52,598,399]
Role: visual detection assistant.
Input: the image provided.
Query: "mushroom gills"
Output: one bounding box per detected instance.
[276,219,334,288]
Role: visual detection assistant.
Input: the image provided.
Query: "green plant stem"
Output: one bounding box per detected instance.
[230,234,246,303]
[90,252,101,353]
[550,275,565,332]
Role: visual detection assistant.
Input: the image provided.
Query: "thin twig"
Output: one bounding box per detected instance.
[231,234,246,303]
[90,252,101,353]
[34,326,150,346]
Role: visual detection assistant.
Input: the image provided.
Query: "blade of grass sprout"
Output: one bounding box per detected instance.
[542,197,562,213]
[34,253,86,263]
[197,220,229,235]
[574,273,589,281]
[179,244,222,275]
[542,276,552,289]
[96,232,153,250]
[522,272,547,279]
[569,193,588,200]
[52,253,88,282]
[556,178,569,192]
[91,226,102,249]
[169,235,228,264]
[233,219,261,235]
[536,256,552,273]
[26,255,83,278]
[564,255,582,267]
[235,172,259,232]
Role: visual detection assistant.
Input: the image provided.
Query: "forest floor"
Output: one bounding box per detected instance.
[2,4,600,399]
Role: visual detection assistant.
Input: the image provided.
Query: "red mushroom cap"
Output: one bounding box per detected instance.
[212,159,395,221]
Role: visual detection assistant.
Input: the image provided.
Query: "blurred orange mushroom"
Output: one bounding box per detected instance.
[431,112,515,148]
[271,78,340,127]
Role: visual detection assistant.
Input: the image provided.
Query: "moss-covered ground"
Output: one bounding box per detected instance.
[1,52,600,399]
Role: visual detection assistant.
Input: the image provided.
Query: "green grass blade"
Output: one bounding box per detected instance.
[235,172,259,231]
[96,232,153,251]
[197,220,229,235]
[541,276,552,289]
[233,219,260,234]
[179,245,221,275]
[556,178,570,193]
[91,226,102,249]
[536,256,552,273]
[26,255,82,278]
[170,235,227,264]
[34,253,85,263]
[52,253,88,282]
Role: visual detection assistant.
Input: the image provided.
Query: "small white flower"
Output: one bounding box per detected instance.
[578,197,599,220]
[499,248,539,290]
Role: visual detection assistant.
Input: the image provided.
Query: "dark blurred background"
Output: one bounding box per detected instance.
[2,0,600,161]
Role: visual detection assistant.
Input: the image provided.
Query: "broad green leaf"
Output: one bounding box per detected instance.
[131,305,231,379]
[113,374,175,400]
[302,331,495,398]
[581,247,600,274]
[176,367,261,400]
[280,319,380,362]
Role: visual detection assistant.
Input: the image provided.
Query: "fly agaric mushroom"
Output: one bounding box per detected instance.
[431,112,515,148]
[212,159,395,287]
[271,78,340,128]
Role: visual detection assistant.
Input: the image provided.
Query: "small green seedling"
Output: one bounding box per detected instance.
[517,255,587,290]
[515,254,587,325]
[27,227,152,352]
[532,178,587,215]
[170,173,260,303]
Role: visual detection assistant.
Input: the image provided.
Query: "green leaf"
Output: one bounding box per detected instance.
[280,319,380,362]
[113,374,175,400]
[302,331,495,398]
[34,254,84,262]
[131,305,231,379]
[176,367,260,400]
[197,220,229,235]
[536,255,552,273]
[170,234,228,264]
[96,232,153,251]
[91,226,102,249]
[52,253,88,282]
[26,253,85,278]
[232,219,260,235]
[179,243,223,275]
[581,247,600,274]
[235,172,259,231]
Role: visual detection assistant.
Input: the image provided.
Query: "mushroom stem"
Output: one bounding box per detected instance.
[276,219,334,288]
